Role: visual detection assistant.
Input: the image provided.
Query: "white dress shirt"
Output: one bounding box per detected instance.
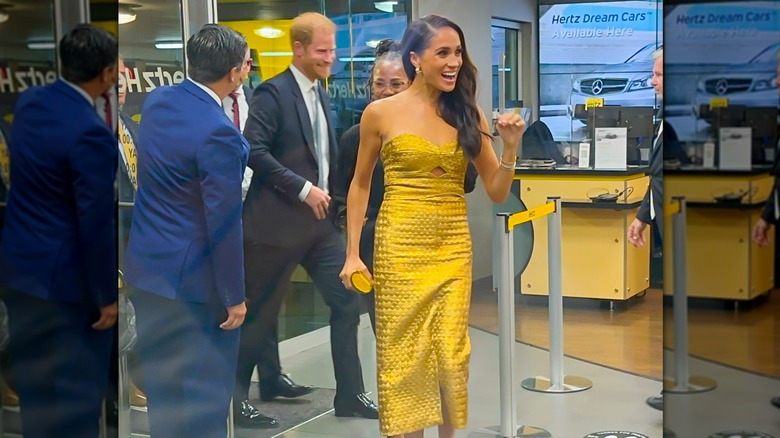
[289,64,330,201]
[221,85,254,201]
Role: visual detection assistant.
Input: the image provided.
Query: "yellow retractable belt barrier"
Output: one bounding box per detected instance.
[507,201,557,231]
[664,200,681,217]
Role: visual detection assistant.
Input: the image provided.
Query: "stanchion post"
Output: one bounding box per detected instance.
[672,196,689,390]
[547,197,564,389]
[521,198,591,393]
[664,196,717,393]
[468,214,550,438]
[496,213,517,438]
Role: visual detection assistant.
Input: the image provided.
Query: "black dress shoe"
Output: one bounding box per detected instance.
[646,395,663,411]
[260,374,314,401]
[772,396,780,409]
[233,400,279,429]
[334,393,379,419]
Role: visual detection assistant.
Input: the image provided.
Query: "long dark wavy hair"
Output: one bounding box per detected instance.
[400,15,490,159]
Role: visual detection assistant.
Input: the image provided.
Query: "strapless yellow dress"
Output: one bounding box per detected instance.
[373,133,472,436]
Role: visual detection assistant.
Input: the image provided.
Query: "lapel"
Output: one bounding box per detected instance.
[285,69,317,158]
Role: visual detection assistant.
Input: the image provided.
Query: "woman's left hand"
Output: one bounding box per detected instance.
[496,113,525,150]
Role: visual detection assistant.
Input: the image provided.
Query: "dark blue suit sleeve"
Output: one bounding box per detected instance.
[244,83,308,201]
[196,125,246,308]
[69,125,118,308]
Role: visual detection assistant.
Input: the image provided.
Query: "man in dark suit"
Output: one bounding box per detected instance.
[628,48,664,412]
[0,24,118,438]
[124,24,249,437]
[237,12,378,419]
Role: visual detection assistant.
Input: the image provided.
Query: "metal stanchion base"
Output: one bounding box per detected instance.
[663,376,717,393]
[521,375,593,393]
[708,431,775,438]
[468,425,552,438]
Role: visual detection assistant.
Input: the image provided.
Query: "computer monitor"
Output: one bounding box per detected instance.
[618,106,655,140]
[589,106,621,128]
[745,107,779,164]
[712,106,746,131]
[744,107,778,139]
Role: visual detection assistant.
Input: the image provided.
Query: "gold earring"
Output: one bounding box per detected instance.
[415,66,421,74]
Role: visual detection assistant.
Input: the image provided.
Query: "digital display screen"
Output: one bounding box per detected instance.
[538,0,663,141]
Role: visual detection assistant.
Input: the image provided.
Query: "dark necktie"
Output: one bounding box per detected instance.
[101,92,112,130]
[229,92,240,130]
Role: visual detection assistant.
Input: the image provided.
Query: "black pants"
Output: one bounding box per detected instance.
[132,288,239,438]
[235,226,363,402]
[359,218,377,333]
[3,288,113,438]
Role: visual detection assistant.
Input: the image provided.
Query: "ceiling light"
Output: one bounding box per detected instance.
[27,41,55,50]
[0,12,8,24]
[258,51,293,57]
[254,26,284,39]
[339,56,376,62]
[155,41,182,50]
[119,4,137,25]
[374,1,398,13]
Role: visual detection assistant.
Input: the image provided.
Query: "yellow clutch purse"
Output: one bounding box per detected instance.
[349,271,373,294]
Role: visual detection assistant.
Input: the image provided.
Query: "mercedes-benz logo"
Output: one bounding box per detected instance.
[591,79,604,95]
[715,79,729,95]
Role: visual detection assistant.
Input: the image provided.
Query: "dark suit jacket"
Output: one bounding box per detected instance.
[124,80,249,307]
[0,80,117,307]
[637,120,664,235]
[243,68,339,247]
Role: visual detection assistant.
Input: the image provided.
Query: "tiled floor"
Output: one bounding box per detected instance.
[258,324,665,438]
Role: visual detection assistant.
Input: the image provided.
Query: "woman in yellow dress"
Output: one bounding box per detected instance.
[339,15,525,438]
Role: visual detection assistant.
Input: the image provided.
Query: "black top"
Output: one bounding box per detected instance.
[334,124,385,220]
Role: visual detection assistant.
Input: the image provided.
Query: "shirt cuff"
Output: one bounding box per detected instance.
[298,180,313,202]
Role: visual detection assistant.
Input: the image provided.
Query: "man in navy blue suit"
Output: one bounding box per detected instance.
[0,24,118,438]
[124,24,249,438]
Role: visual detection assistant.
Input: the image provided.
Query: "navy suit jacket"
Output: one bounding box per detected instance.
[124,80,248,308]
[0,80,117,307]
[243,68,340,247]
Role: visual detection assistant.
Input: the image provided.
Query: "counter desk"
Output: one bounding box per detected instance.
[513,166,651,301]
[664,166,775,301]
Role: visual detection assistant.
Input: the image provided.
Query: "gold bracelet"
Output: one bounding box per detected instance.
[499,161,515,171]
[500,158,516,168]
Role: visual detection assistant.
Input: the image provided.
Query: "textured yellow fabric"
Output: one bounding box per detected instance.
[374,133,472,436]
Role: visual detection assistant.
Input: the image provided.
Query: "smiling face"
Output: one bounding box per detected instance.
[371,59,409,100]
[294,28,336,81]
[410,26,463,93]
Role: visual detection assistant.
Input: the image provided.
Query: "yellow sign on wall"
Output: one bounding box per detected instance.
[585,98,604,109]
[709,97,729,109]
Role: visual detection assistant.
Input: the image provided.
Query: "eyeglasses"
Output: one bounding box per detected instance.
[371,80,406,91]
